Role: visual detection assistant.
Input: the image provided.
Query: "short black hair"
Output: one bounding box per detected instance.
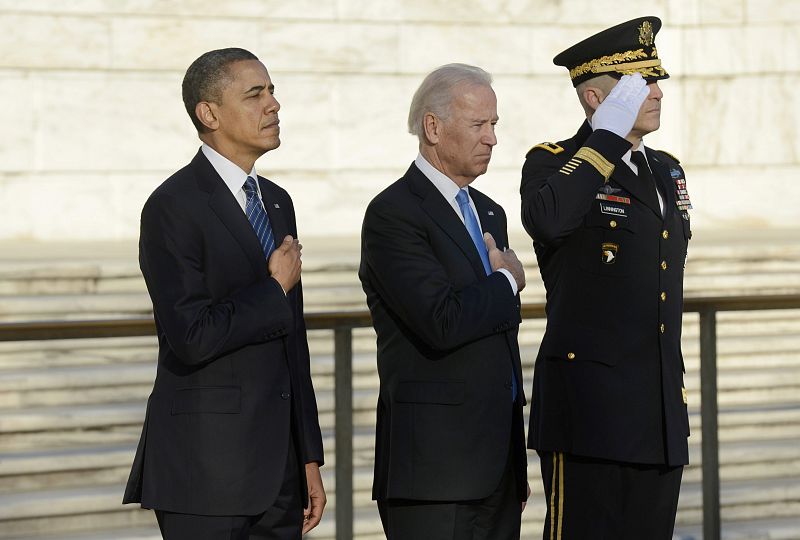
[182,48,259,133]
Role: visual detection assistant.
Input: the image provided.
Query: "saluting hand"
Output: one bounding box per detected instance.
[591,73,650,139]
[484,232,525,293]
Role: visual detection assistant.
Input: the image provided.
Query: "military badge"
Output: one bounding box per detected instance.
[599,184,622,195]
[638,20,655,46]
[674,178,693,210]
[600,203,627,217]
[601,243,618,264]
[596,193,631,205]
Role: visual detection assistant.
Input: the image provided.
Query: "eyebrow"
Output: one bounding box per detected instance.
[243,84,274,95]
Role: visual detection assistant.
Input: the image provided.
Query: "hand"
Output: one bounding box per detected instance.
[268,235,302,293]
[521,481,531,512]
[591,73,649,138]
[484,233,525,292]
[303,462,326,534]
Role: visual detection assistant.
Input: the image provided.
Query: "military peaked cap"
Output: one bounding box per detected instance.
[554,16,669,87]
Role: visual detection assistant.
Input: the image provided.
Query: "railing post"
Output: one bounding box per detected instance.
[699,308,721,540]
[334,326,354,540]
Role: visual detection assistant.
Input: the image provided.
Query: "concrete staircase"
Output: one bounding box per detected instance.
[0,230,799,539]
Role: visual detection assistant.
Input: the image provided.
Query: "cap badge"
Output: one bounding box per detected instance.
[639,20,655,46]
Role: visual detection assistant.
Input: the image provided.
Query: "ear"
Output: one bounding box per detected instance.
[422,112,440,145]
[581,86,605,112]
[195,101,219,131]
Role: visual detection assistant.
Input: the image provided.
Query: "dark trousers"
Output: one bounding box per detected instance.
[377,449,521,540]
[155,438,303,540]
[538,451,683,540]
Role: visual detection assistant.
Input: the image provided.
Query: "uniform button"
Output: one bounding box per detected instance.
[661,260,668,270]
[660,323,665,333]
[660,292,667,302]
[662,230,669,239]
[609,220,617,228]
[281,392,290,400]
[567,352,576,360]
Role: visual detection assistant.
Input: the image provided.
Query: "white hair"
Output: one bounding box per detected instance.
[408,63,493,140]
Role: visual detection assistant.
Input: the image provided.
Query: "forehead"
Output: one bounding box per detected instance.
[451,83,497,116]
[225,59,271,89]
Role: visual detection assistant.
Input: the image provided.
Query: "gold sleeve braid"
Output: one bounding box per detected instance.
[570,146,615,181]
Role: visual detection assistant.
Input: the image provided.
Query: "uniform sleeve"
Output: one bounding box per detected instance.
[520,129,632,247]
[360,197,521,352]
[140,191,294,367]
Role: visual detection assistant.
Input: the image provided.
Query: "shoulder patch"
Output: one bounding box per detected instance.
[528,142,564,156]
[656,149,680,163]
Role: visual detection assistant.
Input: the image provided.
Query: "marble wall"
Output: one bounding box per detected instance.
[1,0,797,240]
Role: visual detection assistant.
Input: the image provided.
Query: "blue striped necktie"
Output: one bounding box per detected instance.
[455,188,518,401]
[243,176,276,259]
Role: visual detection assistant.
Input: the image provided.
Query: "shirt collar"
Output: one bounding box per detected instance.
[415,153,464,203]
[201,143,259,197]
[622,142,648,173]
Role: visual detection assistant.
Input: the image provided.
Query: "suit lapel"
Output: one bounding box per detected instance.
[406,164,488,280]
[471,189,505,250]
[611,158,662,218]
[647,147,676,221]
[192,151,268,276]
[258,178,290,246]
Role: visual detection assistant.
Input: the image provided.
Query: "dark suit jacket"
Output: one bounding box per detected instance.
[521,123,691,467]
[359,162,527,502]
[123,150,324,515]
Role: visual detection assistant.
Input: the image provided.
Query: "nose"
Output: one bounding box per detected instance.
[648,81,663,100]
[266,94,280,114]
[483,124,497,147]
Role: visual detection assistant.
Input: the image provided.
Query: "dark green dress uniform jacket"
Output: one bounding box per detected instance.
[521,122,691,467]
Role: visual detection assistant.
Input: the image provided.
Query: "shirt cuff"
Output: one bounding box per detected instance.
[497,268,518,296]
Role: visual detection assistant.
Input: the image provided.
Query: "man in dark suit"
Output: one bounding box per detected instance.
[359,64,529,540]
[520,17,691,539]
[123,48,326,540]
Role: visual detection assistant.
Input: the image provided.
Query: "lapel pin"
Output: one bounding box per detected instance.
[273,203,280,209]
[487,210,494,216]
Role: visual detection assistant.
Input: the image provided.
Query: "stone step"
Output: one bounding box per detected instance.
[673,516,800,540]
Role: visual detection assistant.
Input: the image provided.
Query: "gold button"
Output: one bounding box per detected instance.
[609,220,617,228]
[660,292,667,301]
[662,230,669,239]
[567,352,576,360]
[661,260,668,270]
[660,323,665,333]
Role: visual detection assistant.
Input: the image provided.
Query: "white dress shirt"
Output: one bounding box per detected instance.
[201,143,264,212]
[414,154,518,295]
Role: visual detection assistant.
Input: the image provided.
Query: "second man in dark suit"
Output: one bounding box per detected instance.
[360,63,529,540]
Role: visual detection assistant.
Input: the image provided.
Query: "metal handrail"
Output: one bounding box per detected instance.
[2,293,800,540]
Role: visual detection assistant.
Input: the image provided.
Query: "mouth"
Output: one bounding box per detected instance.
[262,119,280,130]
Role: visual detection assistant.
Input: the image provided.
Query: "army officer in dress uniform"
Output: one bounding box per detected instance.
[520,16,693,540]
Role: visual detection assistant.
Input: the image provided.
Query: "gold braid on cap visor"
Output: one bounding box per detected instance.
[569,48,666,80]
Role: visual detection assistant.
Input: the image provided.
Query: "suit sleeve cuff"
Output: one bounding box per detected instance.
[496,268,518,296]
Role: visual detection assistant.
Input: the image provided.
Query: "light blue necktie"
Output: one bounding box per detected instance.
[243,176,276,259]
[455,189,518,401]
[456,189,491,275]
